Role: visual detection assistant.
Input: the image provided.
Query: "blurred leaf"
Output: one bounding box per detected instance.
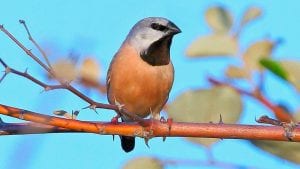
[243,40,275,71]
[79,57,101,87]
[53,110,77,119]
[280,60,300,91]
[123,157,163,169]
[186,34,238,57]
[294,110,300,121]
[251,140,300,163]
[225,65,250,79]
[51,58,78,82]
[205,6,233,33]
[241,6,262,26]
[260,58,288,80]
[166,86,242,146]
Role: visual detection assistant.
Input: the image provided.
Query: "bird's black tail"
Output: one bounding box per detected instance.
[121,136,135,152]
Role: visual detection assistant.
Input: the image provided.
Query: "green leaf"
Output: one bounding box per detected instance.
[123,157,163,169]
[260,59,300,91]
[186,34,238,57]
[205,6,233,33]
[166,86,242,146]
[259,58,288,80]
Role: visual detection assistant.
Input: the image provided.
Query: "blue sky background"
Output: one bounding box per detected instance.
[0,1,299,169]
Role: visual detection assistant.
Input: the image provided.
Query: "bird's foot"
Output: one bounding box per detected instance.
[111,114,121,124]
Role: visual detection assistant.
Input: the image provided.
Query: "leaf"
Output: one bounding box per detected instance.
[205,6,233,33]
[243,40,275,71]
[280,60,300,91]
[51,58,78,82]
[166,86,242,146]
[186,34,238,57]
[123,157,163,169]
[241,6,262,26]
[53,110,78,119]
[260,59,300,91]
[79,57,101,87]
[251,141,300,163]
[260,58,288,80]
[225,65,250,79]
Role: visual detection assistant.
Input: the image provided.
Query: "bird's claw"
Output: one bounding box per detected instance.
[111,114,121,124]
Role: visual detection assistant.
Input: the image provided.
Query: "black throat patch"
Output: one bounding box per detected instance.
[141,36,173,66]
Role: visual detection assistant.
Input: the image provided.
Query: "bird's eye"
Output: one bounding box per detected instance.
[151,23,168,32]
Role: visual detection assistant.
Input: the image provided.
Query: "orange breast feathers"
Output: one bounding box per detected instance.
[107,43,174,119]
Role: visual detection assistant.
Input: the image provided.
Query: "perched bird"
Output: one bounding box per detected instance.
[106,17,181,152]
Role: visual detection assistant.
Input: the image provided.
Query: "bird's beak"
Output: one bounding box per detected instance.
[167,21,181,35]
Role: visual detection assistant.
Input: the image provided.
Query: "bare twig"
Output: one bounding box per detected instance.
[0,23,146,124]
[19,20,52,69]
[0,58,65,91]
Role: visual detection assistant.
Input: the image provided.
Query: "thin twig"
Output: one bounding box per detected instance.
[0,25,50,72]
[19,20,52,69]
[0,58,65,91]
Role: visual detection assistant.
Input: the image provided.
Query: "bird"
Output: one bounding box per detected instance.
[106,17,181,152]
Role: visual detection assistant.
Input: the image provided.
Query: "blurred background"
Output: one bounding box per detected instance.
[0,1,300,169]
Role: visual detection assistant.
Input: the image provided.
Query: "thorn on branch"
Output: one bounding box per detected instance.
[256,115,282,126]
[219,114,223,124]
[144,138,150,148]
[256,115,298,141]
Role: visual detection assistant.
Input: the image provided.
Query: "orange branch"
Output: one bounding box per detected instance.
[0,104,299,141]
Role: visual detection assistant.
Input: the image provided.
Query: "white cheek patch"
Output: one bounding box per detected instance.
[128,31,164,54]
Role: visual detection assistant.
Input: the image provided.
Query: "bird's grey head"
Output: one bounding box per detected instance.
[125,17,181,66]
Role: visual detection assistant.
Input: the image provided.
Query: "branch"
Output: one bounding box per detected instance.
[0,104,300,141]
[0,24,146,125]
[0,121,75,135]
[208,77,294,122]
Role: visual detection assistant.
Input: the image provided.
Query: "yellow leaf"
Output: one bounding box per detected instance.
[79,57,101,85]
[205,6,233,33]
[52,58,77,82]
[243,40,274,71]
[280,60,300,91]
[241,6,262,26]
[226,65,250,79]
[123,157,163,169]
[186,34,238,57]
